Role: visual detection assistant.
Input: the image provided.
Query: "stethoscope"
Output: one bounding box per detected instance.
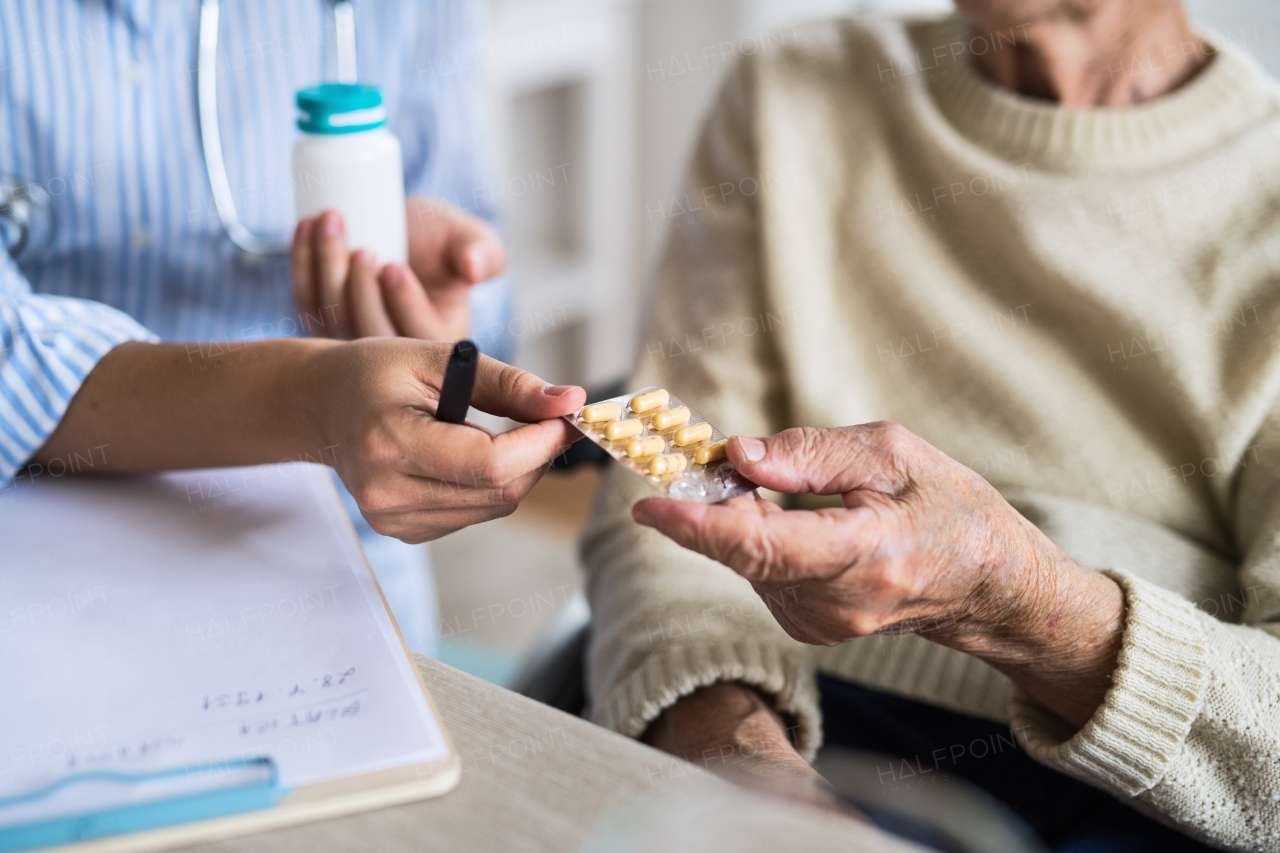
[0,0,357,262]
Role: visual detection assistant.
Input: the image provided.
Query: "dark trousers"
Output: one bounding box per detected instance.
[819,676,1216,853]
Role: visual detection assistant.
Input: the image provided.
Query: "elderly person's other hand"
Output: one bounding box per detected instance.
[642,682,850,812]
[634,424,1127,728]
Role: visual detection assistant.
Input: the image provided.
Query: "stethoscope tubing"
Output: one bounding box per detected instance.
[0,0,357,262]
[197,0,357,257]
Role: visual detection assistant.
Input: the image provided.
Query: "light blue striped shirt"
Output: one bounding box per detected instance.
[0,0,512,480]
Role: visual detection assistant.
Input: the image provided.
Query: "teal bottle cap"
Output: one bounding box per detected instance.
[296,83,386,134]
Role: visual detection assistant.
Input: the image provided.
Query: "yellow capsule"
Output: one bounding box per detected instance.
[603,419,643,442]
[625,436,665,458]
[581,402,622,423]
[650,406,690,432]
[649,453,688,477]
[673,422,713,447]
[694,439,728,465]
[630,389,669,414]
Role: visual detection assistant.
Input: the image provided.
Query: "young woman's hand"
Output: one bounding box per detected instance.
[291,198,505,341]
[35,337,583,543]
[306,338,582,542]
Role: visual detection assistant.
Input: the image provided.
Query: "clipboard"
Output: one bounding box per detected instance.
[0,464,461,852]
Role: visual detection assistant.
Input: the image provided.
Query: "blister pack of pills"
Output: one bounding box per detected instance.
[565,387,755,503]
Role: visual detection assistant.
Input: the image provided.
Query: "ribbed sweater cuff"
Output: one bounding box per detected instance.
[591,640,823,761]
[1011,569,1210,795]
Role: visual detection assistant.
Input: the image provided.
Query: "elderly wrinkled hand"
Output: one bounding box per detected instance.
[633,423,1125,726]
[632,423,1061,644]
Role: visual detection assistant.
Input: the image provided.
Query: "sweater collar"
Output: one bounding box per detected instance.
[918,15,1280,172]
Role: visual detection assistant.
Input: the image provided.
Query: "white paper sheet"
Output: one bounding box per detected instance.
[0,464,450,827]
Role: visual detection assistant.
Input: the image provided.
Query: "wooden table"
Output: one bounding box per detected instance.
[173,657,919,853]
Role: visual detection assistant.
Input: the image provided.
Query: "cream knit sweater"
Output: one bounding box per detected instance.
[581,14,1280,851]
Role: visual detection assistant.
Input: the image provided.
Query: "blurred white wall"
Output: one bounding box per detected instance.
[483,0,1280,389]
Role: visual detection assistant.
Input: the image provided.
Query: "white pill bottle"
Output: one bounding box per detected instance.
[292,83,407,264]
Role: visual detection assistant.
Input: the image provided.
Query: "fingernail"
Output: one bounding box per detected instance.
[321,212,342,237]
[543,384,574,397]
[631,502,655,525]
[296,220,313,242]
[466,245,488,281]
[353,249,376,268]
[380,265,403,287]
[736,436,766,463]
